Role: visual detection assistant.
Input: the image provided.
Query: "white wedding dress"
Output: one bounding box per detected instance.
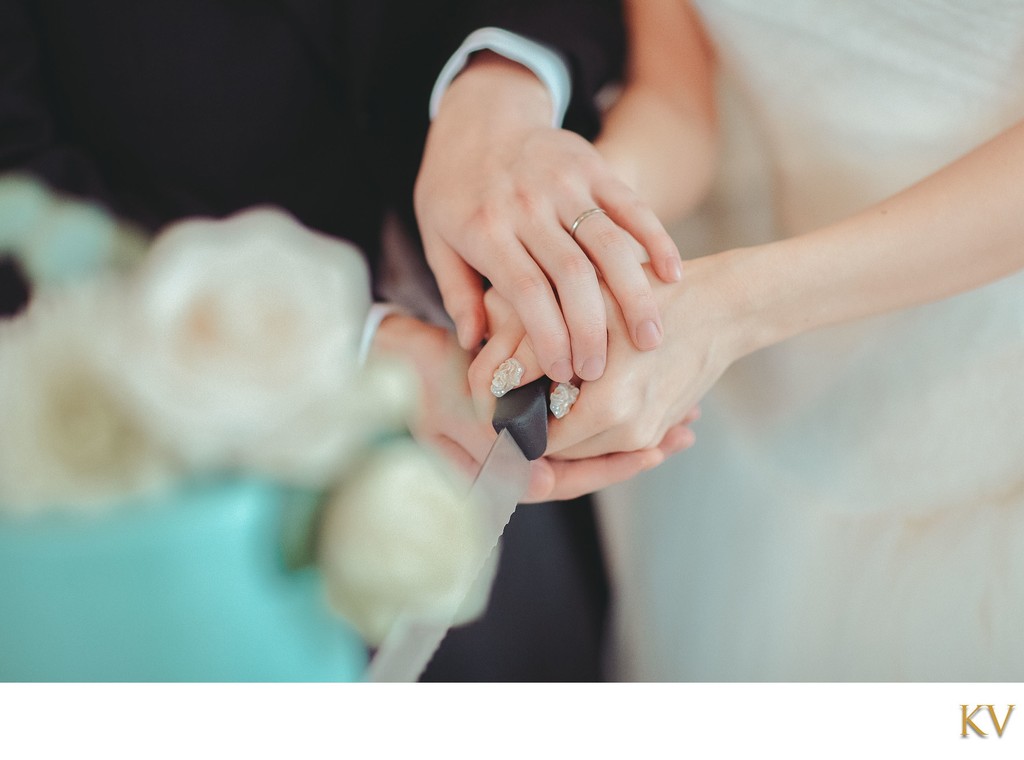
[599,0,1024,681]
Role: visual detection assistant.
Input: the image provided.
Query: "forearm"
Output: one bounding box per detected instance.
[595,0,717,222]
[596,83,716,222]
[731,120,1024,355]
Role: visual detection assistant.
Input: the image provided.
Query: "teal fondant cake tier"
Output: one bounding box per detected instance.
[0,478,367,682]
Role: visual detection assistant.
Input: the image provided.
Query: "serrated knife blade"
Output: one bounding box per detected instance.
[365,377,549,682]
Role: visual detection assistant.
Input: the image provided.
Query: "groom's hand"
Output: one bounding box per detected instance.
[371,312,686,502]
[415,52,682,387]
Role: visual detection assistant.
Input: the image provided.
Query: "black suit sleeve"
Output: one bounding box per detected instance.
[0,0,157,226]
[458,0,625,139]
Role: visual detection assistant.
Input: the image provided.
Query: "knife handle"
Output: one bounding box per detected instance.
[492,376,549,461]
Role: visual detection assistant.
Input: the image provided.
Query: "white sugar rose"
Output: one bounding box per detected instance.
[244,355,421,486]
[0,282,179,513]
[317,439,491,646]
[113,207,374,485]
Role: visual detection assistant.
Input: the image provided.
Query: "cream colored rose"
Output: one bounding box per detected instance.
[317,439,492,646]
[113,207,377,485]
[0,282,179,513]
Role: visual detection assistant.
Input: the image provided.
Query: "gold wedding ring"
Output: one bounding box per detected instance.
[569,207,607,240]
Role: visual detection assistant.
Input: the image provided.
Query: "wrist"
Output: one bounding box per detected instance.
[369,312,419,358]
[370,313,457,380]
[717,242,818,358]
[436,51,553,131]
[671,249,775,369]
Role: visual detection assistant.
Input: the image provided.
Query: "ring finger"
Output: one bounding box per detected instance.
[519,209,608,381]
[566,207,664,353]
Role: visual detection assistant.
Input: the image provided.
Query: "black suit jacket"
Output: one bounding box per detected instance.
[0,0,624,267]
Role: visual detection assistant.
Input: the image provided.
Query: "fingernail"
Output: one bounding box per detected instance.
[491,357,525,397]
[549,358,573,383]
[579,356,605,381]
[455,322,471,350]
[549,381,580,419]
[669,258,683,282]
[636,319,662,350]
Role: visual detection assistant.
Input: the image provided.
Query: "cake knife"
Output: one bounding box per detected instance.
[365,376,550,682]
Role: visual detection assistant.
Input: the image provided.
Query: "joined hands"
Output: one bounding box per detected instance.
[371,312,698,502]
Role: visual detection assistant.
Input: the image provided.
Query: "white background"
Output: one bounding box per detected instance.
[2,683,1022,758]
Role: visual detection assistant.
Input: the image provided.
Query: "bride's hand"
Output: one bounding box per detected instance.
[373,313,694,502]
[414,52,682,387]
[470,255,746,460]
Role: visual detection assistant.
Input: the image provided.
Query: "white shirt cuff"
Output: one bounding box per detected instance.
[358,302,407,366]
[429,27,571,128]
